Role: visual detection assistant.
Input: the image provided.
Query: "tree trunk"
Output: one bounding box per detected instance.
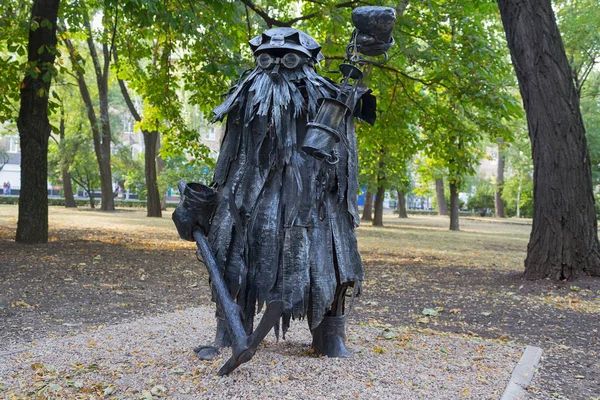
[361,191,374,221]
[15,0,60,244]
[498,0,600,279]
[62,170,76,207]
[373,186,385,227]
[397,190,408,218]
[449,181,459,231]
[157,153,167,210]
[59,109,76,208]
[64,33,114,211]
[143,130,162,217]
[88,189,95,209]
[93,39,114,211]
[495,138,505,217]
[516,172,522,218]
[435,178,449,216]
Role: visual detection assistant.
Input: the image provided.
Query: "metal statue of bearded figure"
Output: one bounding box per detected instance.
[173,8,395,374]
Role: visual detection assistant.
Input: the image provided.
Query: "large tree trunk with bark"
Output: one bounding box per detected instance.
[361,191,374,221]
[397,190,408,218]
[498,0,600,279]
[373,186,385,227]
[435,178,449,216]
[16,0,60,244]
[449,181,460,231]
[495,138,505,218]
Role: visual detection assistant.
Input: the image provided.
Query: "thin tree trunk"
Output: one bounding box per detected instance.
[59,109,76,208]
[495,138,505,217]
[516,172,522,218]
[85,17,114,211]
[62,171,75,207]
[373,185,385,227]
[143,130,161,217]
[16,0,60,244]
[88,190,95,209]
[361,191,374,221]
[397,190,408,218]
[449,181,460,231]
[157,153,167,210]
[498,0,600,279]
[435,178,449,216]
[64,34,114,211]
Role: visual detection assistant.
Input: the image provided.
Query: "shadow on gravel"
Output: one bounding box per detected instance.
[0,231,212,348]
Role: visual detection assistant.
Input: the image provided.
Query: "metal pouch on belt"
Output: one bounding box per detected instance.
[172,181,217,241]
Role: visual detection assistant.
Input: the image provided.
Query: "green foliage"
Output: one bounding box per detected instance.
[69,139,101,197]
[3,0,533,219]
[111,0,246,163]
[502,172,533,218]
[497,124,533,218]
[467,178,494,216]
[111,144,143,195]
[121,154,146,198]
[0,1,63,122]
[581,71,600,184]
[555,0,600,93]
[158,155,214,198]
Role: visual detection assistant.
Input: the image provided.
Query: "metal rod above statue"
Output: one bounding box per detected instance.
[172,6,395,375]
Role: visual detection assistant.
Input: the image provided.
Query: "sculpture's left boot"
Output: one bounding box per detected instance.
[194,317,230,360]
[311,315,352,357]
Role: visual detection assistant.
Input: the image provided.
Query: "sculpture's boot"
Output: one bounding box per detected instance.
[311,315,352,357]
[194,318,231,360]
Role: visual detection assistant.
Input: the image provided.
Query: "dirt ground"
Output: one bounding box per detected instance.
[1,205,599,399]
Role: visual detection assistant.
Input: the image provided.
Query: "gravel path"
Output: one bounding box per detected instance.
[0,306,522,399]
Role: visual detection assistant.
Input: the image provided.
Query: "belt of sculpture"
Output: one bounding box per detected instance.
[172,6,396,375]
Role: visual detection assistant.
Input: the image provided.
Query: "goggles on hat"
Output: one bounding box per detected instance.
[256,52,310,70]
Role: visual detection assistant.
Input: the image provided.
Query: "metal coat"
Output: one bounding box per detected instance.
[208,63,366,336]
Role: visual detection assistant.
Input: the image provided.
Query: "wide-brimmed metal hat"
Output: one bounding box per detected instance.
[249,27,325,62]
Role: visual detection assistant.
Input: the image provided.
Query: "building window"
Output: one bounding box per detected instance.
[205,127,216,141]
[8,136,19,153]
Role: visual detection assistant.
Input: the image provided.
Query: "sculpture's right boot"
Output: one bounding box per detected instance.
[311,315,352,358]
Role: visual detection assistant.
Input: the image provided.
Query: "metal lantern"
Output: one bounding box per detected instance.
[302,6,396,163]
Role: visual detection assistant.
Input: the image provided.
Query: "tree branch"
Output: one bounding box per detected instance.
[82,12,103,85]
[62,36,102,162]
[239,0,363,28]
[114,49,142,122]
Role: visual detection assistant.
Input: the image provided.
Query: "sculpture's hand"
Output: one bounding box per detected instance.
[172,181,217,241]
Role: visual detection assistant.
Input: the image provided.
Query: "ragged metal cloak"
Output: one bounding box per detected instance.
[208,42,375,337]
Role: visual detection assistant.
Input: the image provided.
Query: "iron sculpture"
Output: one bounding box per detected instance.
[173,6,395,375]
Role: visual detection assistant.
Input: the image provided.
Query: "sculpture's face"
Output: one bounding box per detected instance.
[255,50,312,73]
